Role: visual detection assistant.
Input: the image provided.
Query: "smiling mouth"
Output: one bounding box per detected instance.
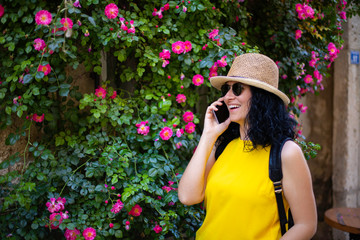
[229,105,240,110]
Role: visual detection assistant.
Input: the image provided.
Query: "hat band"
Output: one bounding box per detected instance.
[226,76,277,89]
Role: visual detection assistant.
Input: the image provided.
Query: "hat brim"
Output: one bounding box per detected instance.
[210,76,290,105]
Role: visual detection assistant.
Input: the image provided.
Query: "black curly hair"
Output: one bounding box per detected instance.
[215,86,297,160]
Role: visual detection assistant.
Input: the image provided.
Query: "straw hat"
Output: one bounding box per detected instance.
[210,53,290,105]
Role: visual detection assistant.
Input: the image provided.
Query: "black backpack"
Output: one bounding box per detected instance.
[269,138,294,235]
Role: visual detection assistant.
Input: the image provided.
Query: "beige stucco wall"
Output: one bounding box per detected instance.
[333,14,360,240]
[299,73,334,239]
[333,15,360,208]
[301,14,360,240]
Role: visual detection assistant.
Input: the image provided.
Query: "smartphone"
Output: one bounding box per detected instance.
[212,101,229,124]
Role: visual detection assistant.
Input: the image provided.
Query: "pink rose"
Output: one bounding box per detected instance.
[105,3,118,19]
[172,41,185,54]
[153,225,163,233]
[128,204,142,217]
[192,74,204,86]
[159,127,173,140]
[35,10,52,25]
[83,227,96,240]
[185,122,196,134]
[182,111,194,123]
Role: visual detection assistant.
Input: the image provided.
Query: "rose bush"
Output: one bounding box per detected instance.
[1,0,359,239]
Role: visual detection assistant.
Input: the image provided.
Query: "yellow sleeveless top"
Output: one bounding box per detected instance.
[196,138,289,240]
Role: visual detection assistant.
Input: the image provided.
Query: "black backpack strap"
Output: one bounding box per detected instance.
[269,138,293,235]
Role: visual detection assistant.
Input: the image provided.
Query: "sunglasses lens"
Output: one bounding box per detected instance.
[232,83,243,96]
[221,83,243,96]
[221,84,230,96]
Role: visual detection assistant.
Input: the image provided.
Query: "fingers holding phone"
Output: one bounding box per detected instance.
[203,99,230,138]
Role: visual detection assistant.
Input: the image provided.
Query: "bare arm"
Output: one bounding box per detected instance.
[280,141,317,240]
[178,98,231,205]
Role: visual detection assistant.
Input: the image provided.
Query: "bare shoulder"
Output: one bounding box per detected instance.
[281,140,310,176]
[281,140,308,168]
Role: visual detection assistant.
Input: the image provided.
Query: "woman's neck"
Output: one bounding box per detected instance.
[239,124,249,140]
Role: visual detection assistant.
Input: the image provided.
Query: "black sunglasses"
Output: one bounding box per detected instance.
[221,83,244,96]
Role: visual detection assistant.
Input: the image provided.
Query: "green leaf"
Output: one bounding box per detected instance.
[137,67,145,77]
[80,188,88,195]
[95,184,105,192]
[199,59,213,68]
[94,112,100,118]
[115,230,123,238]
[35,71,45,80]
[159,99,172,113]
[37,173,45,181]
[25,45,32,53]
[23,74,33,84]
[88,16,96,26]
[151,106,157,114]
[32,87,40,95]
[0,88,7,99]
[145,94,153,100]
[94,66,102,75]
[31,223,38,230]
[168,1,177,7]
[33,150,40,157]
[113,223,121,230]
[59,83,71,89]
[198,4,206,10]
[8,42,15,51]
[48,42,59,51]
[48,86,58,92]
[154,140,161,149]
[157,68,164,76]
[66,223,76,230]
[0,153,21,169]
[5,106,11,115]
[180,12,186,19]
[148,168,158,177]
[59,88,70,97]
[17,109,23,117]
[184,57,192,65]
[55,136,65,146]
[65,51,77,59]
[86,168,94,178]
[117,49,127,62]
[6,133,20,145]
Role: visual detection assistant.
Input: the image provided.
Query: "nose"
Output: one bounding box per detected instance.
[224,86,236,99]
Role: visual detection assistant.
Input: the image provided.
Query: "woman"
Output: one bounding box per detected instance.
[178,53,317,239]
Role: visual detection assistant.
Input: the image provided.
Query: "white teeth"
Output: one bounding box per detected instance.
[229,105,240,109]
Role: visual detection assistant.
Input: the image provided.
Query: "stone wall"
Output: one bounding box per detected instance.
[0,118,40,175]
[0,64,94,170]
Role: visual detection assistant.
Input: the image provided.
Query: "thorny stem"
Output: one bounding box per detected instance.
[161,146,179,185]
[22,121,32,175]
[59,157,92,196]
[151,202,164,216]
[119,133,137,175]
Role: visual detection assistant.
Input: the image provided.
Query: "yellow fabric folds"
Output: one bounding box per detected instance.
[196,138,288,240]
